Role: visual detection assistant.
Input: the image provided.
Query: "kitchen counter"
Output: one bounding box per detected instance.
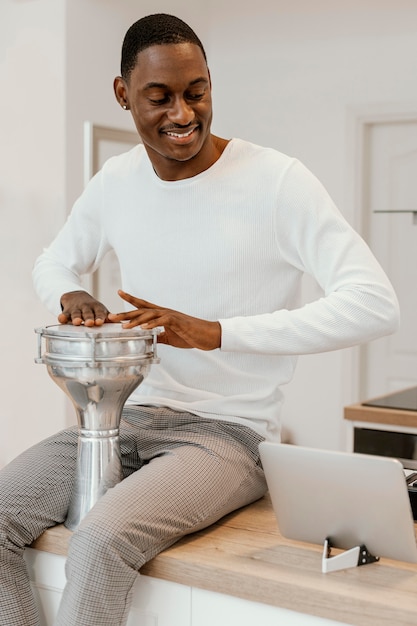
[30,493,417,626]
[344,401,417,429]
[344,386,417,429]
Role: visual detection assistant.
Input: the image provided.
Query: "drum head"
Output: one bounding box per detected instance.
[39,323,153,339]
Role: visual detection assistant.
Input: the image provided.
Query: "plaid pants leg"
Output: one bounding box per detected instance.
[0,427,79,626]
[56,406,267,626]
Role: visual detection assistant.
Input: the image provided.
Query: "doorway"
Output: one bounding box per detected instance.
[359,116,417,400]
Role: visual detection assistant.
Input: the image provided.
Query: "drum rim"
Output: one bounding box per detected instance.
[35,323,156,340]
[42,353,155,365]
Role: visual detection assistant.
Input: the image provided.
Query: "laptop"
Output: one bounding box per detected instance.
[259,442,417,564]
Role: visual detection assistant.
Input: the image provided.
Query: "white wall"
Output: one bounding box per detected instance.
[1,0,417,464]
[0,0,67,466]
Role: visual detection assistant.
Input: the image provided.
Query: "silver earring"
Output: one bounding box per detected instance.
[122,104,127,110]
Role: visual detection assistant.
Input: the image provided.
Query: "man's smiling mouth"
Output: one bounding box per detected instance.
[167,128,195,138]
[163,125,198,139]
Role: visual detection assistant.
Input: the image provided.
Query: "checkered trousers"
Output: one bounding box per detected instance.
[0,406,267,626]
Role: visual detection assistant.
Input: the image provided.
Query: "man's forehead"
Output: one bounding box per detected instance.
[142,77,209,91]
[128,44,209,92]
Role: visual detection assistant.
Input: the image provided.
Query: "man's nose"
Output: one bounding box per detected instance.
[168,96,194,125]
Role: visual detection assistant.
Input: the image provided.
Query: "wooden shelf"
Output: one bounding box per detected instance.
[344,402,417,429]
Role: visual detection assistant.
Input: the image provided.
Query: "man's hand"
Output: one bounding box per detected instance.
[108,290,221,351]
[58,291,110,327]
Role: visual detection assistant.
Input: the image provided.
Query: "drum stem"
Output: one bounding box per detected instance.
[65,427,123,531]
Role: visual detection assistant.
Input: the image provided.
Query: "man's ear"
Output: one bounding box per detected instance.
[114,76,129,110]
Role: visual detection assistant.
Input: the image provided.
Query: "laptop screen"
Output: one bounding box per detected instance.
[259,442,417,564]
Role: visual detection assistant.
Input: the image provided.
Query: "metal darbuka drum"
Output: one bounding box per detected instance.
[35,323,160,531]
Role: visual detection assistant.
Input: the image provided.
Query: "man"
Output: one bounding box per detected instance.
[0,13,399,626]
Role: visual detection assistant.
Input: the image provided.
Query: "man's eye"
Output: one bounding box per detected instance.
[187,92,204,101]
[149,95,168,105]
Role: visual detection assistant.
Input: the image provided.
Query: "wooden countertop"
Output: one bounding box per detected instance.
[344,403,417,429]
[31,494,417,626]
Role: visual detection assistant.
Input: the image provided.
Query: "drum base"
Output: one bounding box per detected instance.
[65,429,123,531]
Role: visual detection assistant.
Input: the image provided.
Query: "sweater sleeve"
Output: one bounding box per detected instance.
[219,160,400,355]
[32,170,110,316]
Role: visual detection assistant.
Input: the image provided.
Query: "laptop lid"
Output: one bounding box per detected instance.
[259,442,417,564]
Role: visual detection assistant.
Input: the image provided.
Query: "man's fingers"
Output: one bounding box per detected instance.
[123,312,166,329]
[109,306,165,326]
[57,312,69,324]
[117,290,156,310]
[58,291,109,326]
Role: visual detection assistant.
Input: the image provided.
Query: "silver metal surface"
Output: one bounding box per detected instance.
[35,323,159,530]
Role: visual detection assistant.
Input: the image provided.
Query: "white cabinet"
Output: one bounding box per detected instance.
[128,576,191,626]
[24,548,348,626]
[191,588,348,626]
[24,548,191,626]
[24,549,66,626]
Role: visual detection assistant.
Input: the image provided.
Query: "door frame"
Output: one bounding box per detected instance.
[344,103,417,403]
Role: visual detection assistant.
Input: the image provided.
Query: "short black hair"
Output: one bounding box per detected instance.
[121,13,207,81]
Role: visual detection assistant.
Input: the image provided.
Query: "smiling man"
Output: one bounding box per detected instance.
[0,13,400,626]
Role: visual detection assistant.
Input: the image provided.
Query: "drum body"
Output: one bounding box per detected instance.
[35,323,159,530]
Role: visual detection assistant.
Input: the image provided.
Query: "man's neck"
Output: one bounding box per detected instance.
[149,135,230,181]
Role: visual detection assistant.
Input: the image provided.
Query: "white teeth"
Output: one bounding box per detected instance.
[166,128,195,138]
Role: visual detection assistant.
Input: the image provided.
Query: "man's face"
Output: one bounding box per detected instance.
[117,43,213,179]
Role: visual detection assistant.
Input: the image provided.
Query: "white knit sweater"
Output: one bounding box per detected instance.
[33,138,399,440]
